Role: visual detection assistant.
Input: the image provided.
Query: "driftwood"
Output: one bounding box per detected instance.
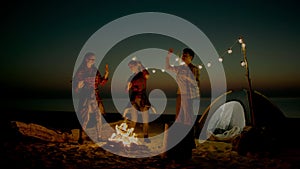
[11,121,80,143]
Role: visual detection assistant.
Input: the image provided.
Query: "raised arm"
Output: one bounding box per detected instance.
[97,64,109,86]
[104,64,109,79]
[165,48,176,72]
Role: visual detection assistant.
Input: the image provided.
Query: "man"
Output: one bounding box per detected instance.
[166,48,200,125]
[165,48,200,158]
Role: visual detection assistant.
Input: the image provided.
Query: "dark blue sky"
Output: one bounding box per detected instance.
[1,0,299,99]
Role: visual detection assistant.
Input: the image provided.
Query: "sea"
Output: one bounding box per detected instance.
[4,97,300,118]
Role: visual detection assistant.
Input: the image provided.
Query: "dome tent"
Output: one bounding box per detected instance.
[196,89,287,154]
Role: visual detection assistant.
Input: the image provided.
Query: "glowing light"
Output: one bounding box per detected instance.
[170,64,174,67]
[207,62,211,67]
[161,69,165,72]
[152,69,156,73]
[145,67,148,70]
[218,58,223,62]
[175,58,179,62]
[240,61,246,67]
[227,49,233,54]
[179,61,185,65]
[132,56,137,60]
[198,65,203,69]
[238,37,243,44]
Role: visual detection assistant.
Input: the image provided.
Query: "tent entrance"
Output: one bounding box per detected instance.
[206,101,246,141]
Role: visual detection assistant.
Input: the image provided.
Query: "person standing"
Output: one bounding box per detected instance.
[165,48,200,155]
[124,60,151,143]
[166,48,200,125]
[73,52,109,143]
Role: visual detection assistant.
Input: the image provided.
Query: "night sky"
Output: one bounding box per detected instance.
[1,0,300,100]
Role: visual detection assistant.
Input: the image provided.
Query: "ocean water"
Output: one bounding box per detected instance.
[4,97,300,118]
[269,97,300,118]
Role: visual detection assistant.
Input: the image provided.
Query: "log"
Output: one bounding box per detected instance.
[11,121,80,143]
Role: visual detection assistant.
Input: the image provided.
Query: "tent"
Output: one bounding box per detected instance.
[196,89,287,149]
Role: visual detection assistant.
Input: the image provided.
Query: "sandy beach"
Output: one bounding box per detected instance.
[2,116,300,169]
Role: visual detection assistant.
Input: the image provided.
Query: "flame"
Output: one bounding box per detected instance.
[108,122,140,147]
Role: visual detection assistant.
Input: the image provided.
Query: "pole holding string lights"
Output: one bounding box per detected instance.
[193,36,256,126]
[220,37,256,127]
[238,37,255,127]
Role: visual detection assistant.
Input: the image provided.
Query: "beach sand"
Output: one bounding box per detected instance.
[1,118,300,169]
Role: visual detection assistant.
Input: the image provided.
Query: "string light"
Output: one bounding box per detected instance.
[158,36,247,72]
[240,61,246,67]
[238,37,243,44]
[132,56,137,60]
[227,49,233,54]
[207,62,211,67]
[197,36,247,70]
[152,69,156,73]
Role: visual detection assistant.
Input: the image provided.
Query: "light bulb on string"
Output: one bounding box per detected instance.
[152,69,156,73]
[161,69,165,72]
[198,65,203,69]
[218,57,223,62]
[171,64,174,67]
[175,58,179,62]
[238,37,243,44]
[227,49,233,54]
[240,61,246,67]
[145,67,148,70]
[207,62,211,67]
[132,56,137,60]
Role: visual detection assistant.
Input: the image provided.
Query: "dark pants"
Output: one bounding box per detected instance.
[166,122,195,160]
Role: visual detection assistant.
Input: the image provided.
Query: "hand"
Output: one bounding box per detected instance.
[104,64,109,79]
[167,48,173,58]
[105,64,109,73]
[78,81,84,89]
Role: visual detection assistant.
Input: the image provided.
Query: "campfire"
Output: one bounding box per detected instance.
[108,121,140,147]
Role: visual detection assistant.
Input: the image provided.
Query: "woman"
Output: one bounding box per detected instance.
[123,60,151,143]
[73,52,109,143]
